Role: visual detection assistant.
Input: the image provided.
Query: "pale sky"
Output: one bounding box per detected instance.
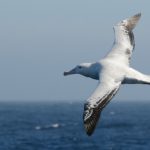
[0,0,150,101]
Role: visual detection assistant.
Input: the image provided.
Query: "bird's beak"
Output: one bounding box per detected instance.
[64,68,76,76]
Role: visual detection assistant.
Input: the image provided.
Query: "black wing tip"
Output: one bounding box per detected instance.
[86,131,94,136]
[133,13,141,21]
[83,109,101,136]
[83,119,96,136]
[134,13,141,17]
[84,123,95,136]
[122,12,142,31]
[127,13,141,21]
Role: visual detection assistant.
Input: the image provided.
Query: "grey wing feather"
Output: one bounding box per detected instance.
[123,13,141,31]
[83,84,120,136]
[107,13,141,64]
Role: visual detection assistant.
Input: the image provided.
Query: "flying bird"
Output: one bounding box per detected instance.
[64,13,150,136]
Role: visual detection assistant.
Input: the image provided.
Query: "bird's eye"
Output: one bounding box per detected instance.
[78,66,82,69]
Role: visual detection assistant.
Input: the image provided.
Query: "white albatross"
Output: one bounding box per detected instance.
[64,13,150,136]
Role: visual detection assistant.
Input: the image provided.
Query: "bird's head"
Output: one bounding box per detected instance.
[64,62,100,80]
[64,63,92,77]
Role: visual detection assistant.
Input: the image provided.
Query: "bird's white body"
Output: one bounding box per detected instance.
[78,58,150,85]
[64,13,150,136]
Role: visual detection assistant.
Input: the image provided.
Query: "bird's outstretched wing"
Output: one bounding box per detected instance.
[83,13,141,136]
[106,13,141,65]
[83,73,122,136]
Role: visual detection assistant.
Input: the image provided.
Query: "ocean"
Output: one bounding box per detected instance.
[0,101,150,150]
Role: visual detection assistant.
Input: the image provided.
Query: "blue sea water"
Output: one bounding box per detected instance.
[0,101,150,150]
